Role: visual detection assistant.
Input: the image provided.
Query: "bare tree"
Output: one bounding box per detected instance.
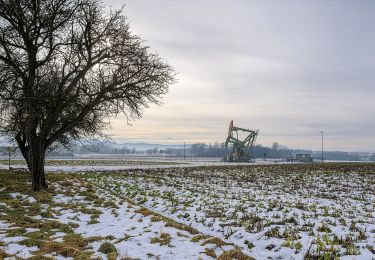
[0,0,175,191]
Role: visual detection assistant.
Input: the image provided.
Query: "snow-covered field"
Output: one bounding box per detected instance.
[89,163,375,259]
[0,158,286,172]
[1,162,375,259]
[0,170,252,259]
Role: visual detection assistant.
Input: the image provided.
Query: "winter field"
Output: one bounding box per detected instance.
[0,162,375,259]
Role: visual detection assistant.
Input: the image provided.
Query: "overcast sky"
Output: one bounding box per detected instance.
[104,0,375,152]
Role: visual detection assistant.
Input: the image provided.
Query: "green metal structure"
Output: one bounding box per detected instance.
[224,120,259,162]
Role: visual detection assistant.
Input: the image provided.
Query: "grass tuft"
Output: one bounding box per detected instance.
[39,241,80,257]
[98,241,117,254]
[217,247,255,260]
[200,237,234,247]
[202,247,217,258]
[150,233,172,246]
[191,234,211,242]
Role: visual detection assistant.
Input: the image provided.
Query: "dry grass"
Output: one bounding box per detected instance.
[39,241,81,257]
[202,247,217,258]
[150,216,162,222]
[165,221,199,235]
[98,241,117,254]
[107,252,118,260]
[201,237,234,247]
[150,233,172,246]
[63,233,87,248]
[85,235,115,243]
[33,191,54,204]
[0,248,10,258]
[134,207,153,216]
[28,256,55,260]
[19,231,50,247]
[217,247,255,260]
[191,234,212,242]
[135,206,199,235]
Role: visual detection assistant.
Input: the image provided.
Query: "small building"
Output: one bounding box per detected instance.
[295,154,313,162]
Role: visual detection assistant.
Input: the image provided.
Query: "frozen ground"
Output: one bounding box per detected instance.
[89,163,375,259]
[1,163,374,259]
[0,171,252,259]
[0,158,287,172]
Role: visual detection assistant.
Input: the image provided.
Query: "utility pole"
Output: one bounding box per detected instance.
[183,143,186,160]
[321,131,324,163]
[8,147,11,170]
[7,146,15,170]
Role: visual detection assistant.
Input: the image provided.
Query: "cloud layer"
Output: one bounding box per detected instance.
[105,0,375,152]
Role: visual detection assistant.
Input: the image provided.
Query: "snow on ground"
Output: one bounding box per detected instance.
[88,163,375,259]
[0,158,287,172]
[1,162,375,259]
[0,171,251,259]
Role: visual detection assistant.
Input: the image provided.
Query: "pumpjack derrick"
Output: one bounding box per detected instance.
[224,120,258,162]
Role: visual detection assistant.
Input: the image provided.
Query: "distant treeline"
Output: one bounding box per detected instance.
[0,141,374,161]
[162,142,375,161]
[78,145,136,155]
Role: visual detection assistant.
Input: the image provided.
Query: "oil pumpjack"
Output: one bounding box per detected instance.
[224,120,259,162]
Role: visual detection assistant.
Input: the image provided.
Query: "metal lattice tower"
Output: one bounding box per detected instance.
[224,120,259,162]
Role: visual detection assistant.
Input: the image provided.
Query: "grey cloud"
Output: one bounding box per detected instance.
[104,0,375,151]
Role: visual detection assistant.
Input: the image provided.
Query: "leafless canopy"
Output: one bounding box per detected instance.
[0,0,175,190]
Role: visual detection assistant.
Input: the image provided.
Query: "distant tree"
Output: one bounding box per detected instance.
[191,143,206,156]
[0,0,175,190]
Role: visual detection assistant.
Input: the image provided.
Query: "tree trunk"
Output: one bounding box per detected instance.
[25,137,48,191]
